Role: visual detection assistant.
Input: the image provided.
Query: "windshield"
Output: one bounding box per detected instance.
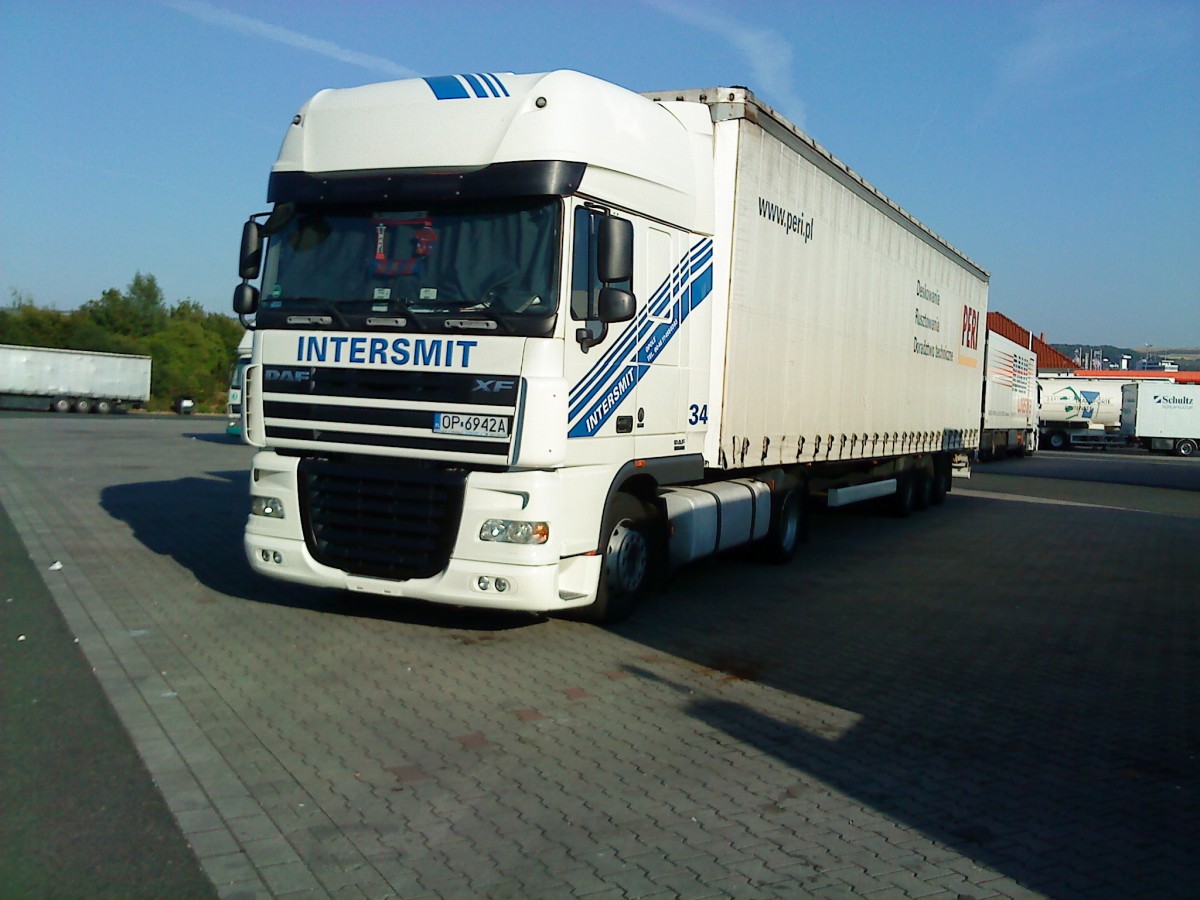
[258,198,561,335]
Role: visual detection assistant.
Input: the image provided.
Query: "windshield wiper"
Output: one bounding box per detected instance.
[282,299,348,328]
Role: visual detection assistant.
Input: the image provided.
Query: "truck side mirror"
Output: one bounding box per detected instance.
[596,216,633,284]
[599,287,635,323]
[233,282,260,316]
[239,220,263,280]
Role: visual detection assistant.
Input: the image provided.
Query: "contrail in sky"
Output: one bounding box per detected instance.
[644,0,806,128]
[161,0,418,78]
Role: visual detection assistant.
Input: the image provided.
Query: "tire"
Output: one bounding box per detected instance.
[94,399,112,415]
[759,488,807,563]
[577,493,656,624]
[72,398,91,414]
[1177,439,1198,458]
[930,464,950,506]
[50,397,71,414]
[1047,430,1068,451]
[912,470,933,511]
[890,474,915,518]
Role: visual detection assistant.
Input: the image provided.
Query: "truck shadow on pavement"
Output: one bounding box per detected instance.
[613,497,1200,897]
[99,471,541,633]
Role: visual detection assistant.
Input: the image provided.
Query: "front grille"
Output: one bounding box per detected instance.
[298,455,467,580]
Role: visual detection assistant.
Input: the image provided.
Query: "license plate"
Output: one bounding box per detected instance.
[433,413,510,438]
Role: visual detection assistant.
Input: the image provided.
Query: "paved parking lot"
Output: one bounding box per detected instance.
[2,414,1197,898]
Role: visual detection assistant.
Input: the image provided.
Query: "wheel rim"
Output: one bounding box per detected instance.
[607,520,648,594]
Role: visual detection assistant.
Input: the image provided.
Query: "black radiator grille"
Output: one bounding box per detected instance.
[298,456,467,580]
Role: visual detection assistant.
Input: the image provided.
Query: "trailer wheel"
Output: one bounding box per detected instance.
[890,474,916,518]
[577,493,656,624]
[94,399,112,415]
[1047,430,1068,451]
[759,488,808,563]
[1177,439,1197,458]
[72,398,92,414]
[930,463,950,506]
[912,471,933,511]
[50,397,71,414]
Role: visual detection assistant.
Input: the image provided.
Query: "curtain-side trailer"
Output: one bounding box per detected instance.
[232,71,988,621]
[0,343,151,413]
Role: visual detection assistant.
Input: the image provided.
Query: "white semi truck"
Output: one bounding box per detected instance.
[980,329,1037,458]
[1037,376,1131,450]
[0,343,151,413]
[231,71,988,621]
[1121,382,1200,457]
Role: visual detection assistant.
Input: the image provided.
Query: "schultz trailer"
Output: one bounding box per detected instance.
[231,70,988,622]
[1121,382,1200,457]
[0,343,151,414]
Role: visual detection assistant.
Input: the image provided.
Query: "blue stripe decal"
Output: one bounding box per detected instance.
[568,241,708,414]
[481,73,509,97]
[425,73,510,101]
[568,239,714,438]
[424,75,469,100]
[462,73,489,98]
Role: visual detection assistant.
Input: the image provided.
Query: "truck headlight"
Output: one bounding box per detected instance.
[479,518,549,544]
[251,496,285,518]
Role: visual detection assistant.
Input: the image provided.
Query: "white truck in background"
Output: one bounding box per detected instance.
[0,343,151,413]
[1037,376,1134,450]
[980,329,1037,458]
[1121,382,1200,457]
[226,330,253,435]
[231,70,988,622]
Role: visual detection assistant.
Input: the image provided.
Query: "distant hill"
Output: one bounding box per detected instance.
[1051,344,1200,372]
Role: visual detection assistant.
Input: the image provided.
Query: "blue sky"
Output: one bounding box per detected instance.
[2,0,1196,348]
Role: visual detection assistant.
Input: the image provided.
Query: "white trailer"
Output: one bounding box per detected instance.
[1121,382,1200,457]
[232,71,988,621]
[0,343,151,413]
[1037,376,1133,450]
[980,330,1037,458]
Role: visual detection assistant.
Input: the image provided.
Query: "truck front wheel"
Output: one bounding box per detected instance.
[578,493,657,624]
[1177,439,1197,458]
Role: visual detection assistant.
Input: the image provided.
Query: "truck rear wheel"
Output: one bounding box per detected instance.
[72,398,92,414]
[912,471,933,511]
[577,493,657,624]
[930,462,950,506]
[1177,439,1197,458]
[759,488,807,563]
[1047,430,1068,450]
[50,397,71,414]
[94,399,112,414]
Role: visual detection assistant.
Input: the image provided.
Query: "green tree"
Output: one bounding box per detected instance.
[81,272,168,338]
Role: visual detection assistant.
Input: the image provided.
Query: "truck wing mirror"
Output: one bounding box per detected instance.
[233,282,260,316]
[239,220,263,279]
[599,287,635,323]
[596,216,633,284]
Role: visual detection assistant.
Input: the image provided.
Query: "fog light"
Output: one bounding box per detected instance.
[251,496,285,518]
[272,551,283,564]
[260,549,270,562]
[479,518,548,544]
[476,576,491,591]
[493,577,510,593]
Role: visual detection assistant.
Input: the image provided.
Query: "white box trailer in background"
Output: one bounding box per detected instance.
[226,330,253,435]
[0,343,151,413]
[980,330,1038,458]
[1121,382,1200,457]
[232,71,988,621]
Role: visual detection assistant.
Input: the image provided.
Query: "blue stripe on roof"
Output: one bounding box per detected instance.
[424,75,469,100]
[462,73,489,98]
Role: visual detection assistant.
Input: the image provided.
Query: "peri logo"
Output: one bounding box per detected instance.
[960,306,979,351]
